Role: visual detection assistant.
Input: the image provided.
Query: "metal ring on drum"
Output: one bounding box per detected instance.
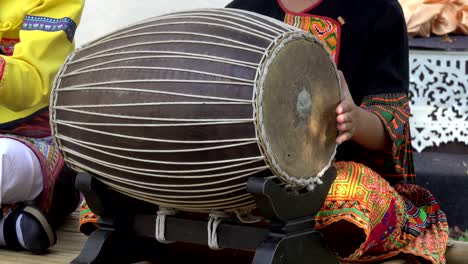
[50,8,341,213]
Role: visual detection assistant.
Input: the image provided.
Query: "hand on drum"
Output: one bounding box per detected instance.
[335,71,360,145]
[335,71,389,150]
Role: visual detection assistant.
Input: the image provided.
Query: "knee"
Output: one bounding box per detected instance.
[0,138,43,204]
[318,220,366,258]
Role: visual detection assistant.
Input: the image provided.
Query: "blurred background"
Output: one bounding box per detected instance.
[75,0,231,47]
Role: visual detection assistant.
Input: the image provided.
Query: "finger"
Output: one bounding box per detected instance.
[336,101,352,114]
[336,132,352,145]
[337,113,352,124]
[337,122,352,132]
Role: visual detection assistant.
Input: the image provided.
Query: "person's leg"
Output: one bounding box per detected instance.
[47,164,80,229]
[314,161,395,260]
[0,138,56,254]
[0,138,43,204]
[319,220,366,257]
[314,161,448,263]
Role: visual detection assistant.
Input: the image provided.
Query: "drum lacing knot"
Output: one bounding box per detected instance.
[284,177,324,192]
[155,207,176,244]
[207,211,229,250]
[306,177,324,191]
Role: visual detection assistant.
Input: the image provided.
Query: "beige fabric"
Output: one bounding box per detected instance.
[399,0,468,37]
[0,138,43,205]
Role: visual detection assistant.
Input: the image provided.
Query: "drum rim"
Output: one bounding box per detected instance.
[50,51,77,165]
[255,31,341,190]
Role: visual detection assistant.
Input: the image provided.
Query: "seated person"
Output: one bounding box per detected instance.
[225,0,449,263]
[0,0,84,254]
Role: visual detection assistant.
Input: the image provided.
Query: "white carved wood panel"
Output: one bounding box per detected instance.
[409,50,468,152]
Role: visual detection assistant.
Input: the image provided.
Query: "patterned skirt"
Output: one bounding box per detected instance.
[315,162,448,264]
[80,161,448,263]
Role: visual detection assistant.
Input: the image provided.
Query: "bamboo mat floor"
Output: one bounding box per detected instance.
[0,212,86,264]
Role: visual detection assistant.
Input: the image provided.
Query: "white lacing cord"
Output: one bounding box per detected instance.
[207,211,229,250]
[155,207,176,244]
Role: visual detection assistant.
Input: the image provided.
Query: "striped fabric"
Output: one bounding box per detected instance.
[0,111,52,138]
[21,15,78,42]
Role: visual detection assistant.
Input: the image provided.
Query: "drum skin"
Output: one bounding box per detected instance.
[50,8,340,212]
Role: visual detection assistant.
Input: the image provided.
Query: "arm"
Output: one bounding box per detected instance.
[336,0,409,150]
[336,0,414,179]
[0,0,84,112]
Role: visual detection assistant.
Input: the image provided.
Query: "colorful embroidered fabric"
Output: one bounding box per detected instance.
[79,201,100,235]
[0,38,19,56]
[21,15,78,42]
[0,112,64,216]
[315,162,448,263]
[283,13,340,63]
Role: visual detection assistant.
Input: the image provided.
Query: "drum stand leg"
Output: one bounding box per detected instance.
[247,167,339,264]
[253,229,336,264]
[71,173,157,264]
[71,227,116,264]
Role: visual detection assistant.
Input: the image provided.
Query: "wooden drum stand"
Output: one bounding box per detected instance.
[71,167,339,264]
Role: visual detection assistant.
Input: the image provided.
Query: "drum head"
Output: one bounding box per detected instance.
[257,35,340,186]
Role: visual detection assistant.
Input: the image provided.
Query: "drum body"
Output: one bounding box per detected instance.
[50,8,340,212]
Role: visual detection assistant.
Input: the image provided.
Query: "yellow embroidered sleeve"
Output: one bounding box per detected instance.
[0,0,84,124]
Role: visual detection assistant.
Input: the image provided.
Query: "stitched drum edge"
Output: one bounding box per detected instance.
[49,52,82,172]
[255,31,341,190]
